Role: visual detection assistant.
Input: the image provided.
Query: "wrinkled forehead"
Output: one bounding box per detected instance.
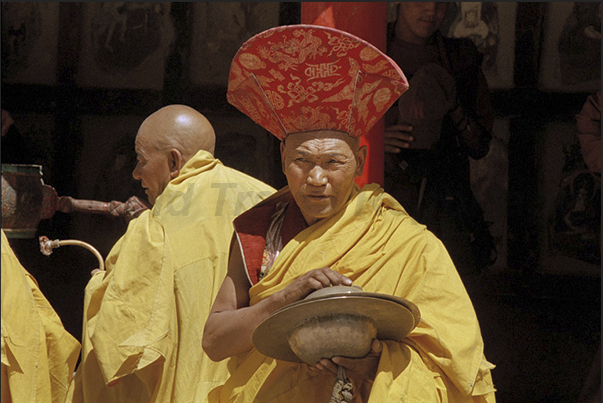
[285,130,358,147]
[134,130,149,153]
[134,123,166,155]
[283,131,360,158]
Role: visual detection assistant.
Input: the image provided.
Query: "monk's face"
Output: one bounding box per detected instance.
[396,2,447,44]
[281,131,366,226]
[132,129,172,205]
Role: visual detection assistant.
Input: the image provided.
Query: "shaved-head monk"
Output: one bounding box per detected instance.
[133,105,217,205]
[68,104,275,403]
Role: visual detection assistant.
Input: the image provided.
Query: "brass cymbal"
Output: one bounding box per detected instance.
[252,286,420,363]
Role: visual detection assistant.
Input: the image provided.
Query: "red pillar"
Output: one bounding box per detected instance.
[301,2,388,187]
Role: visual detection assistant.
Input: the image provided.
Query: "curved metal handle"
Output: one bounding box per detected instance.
[39,235,105,272]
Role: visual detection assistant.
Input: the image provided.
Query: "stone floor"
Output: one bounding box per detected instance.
[464,270,601,403]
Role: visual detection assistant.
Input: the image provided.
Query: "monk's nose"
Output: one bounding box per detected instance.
[307,165,327,186]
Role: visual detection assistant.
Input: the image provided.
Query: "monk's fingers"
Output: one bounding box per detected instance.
[306,268,351,289]
[283,270,333,301]
[315,358,338,375]
[331,340,383,381]
[285,268,353,302]
[369,339,383,355]
[332,356,379,382]
[306,276,330,290]
[303,269,334,289]
[319,267,352,286]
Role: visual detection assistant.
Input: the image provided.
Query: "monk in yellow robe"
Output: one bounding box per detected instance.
[68,105,275,403]
[2,229,81,403]
[202,25,496,402]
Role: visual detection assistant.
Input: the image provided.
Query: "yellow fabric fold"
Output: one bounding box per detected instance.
[1,229,81,403]
[69,150,275,403]
[211,184,495,402]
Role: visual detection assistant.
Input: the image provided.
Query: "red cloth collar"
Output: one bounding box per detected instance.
[234,191,308,285]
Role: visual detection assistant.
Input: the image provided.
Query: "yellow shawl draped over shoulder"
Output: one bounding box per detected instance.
[1,230,81,403]
[69,150,275,403]
[209,184,495,403]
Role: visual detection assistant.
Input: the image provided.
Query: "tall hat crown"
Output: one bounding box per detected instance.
[227,24,408,140]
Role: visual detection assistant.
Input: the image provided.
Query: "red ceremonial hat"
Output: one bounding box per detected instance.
[227,24,409,140]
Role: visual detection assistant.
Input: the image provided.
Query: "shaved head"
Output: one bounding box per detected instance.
[132,104,216,204]
[138,104,216,158]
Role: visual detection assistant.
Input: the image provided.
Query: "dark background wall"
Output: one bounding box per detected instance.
[1,3,600,402]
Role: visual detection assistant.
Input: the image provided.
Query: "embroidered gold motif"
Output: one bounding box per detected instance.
[227,25,408,139]
[265,90,285,110]
[268,30,324,71]
[239,53,265,70]
[311,77,347,93]
[328,35,360,57]
[355,92,372,124]
[373,87,392,112]
[304,62,341,80]
[280,75,319,106]
[269,69,285,81]
[362,60,391,75]
[360,46,380,61]
[228,62,246,92]
[283,106,337,133]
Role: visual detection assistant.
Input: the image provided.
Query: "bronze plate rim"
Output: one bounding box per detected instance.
[252,294,420,363]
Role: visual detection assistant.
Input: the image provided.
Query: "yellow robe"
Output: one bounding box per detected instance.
[69,150,275,403]
[209,184,496,402]
[1,230,81,403]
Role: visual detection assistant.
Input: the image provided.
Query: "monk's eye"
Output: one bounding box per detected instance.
[327,158,345,166]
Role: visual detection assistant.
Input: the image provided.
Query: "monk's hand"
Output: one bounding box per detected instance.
[384,124,414,153]
[312,339,383,383]
[280,267,352,305]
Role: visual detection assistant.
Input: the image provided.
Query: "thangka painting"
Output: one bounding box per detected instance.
[538,120,601,275]
[441,2,517,90]
[1,2,60,85]
[539,2,601,92]
[187,3,280,87]
[76,2,175,90]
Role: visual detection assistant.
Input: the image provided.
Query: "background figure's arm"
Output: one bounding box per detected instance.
[203,236,353,362]
[384,123,415,153]
[449,70,494,160]
[576,90,601,174]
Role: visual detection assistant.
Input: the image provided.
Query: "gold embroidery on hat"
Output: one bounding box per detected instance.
[239,53,265,70]
[373,87,392,112]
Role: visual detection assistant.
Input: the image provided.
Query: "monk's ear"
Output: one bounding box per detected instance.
[168,149,183,179]
[280,141,287,173]
[355,145,367,177]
